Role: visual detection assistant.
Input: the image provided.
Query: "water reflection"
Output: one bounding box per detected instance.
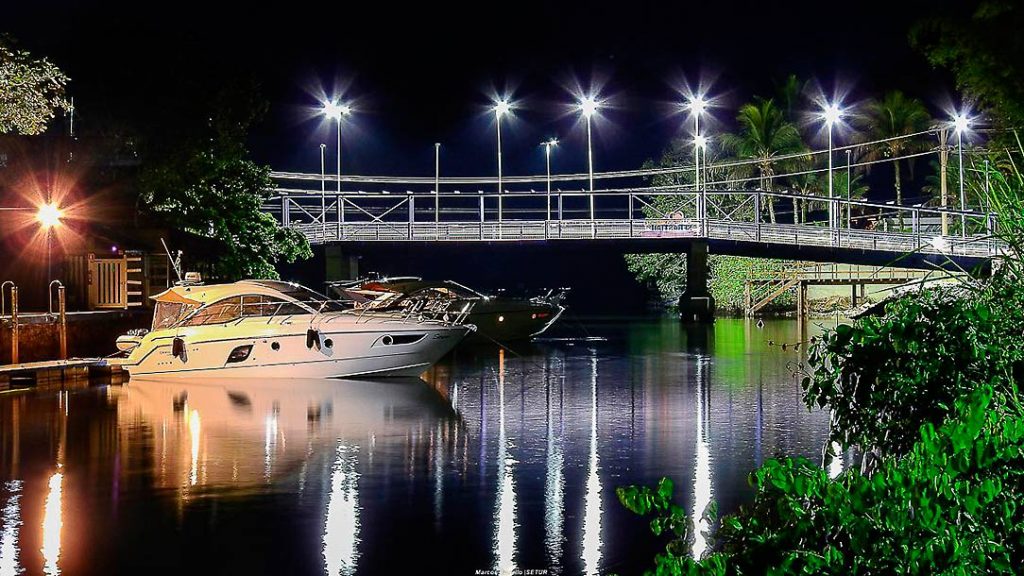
[580,354,602,576]
[0,318,836,575]
[493,349,518,575]
[691,352,712,560]
[0,481,22,576]
[323,444,360,576]
[544,356,565,571]
[41,472,62,576]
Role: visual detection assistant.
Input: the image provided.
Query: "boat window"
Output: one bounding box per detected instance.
[152,301,197,330]
[239,295,309,317]
[182,297,244,326]
[256,282,348,313]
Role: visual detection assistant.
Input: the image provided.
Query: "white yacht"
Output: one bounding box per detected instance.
[114,279,473,379]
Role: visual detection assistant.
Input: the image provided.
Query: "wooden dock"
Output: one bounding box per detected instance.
[0,358,126,392]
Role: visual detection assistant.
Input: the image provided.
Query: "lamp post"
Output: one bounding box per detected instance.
[688,95,707,221]
[821,103,843,230]
[435,143,441,223]
[494,99,511,222]
[952,113,970,237]
[694,134,708,234]
[846,149,852,229]
[544,139,557,222]
[578,96,600,220]
[321,101,351,232]
[37,203,62,281]
[319,143,326,239]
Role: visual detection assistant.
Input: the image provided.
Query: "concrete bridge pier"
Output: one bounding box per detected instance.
[325,245,360,282]
[679,241,716,323]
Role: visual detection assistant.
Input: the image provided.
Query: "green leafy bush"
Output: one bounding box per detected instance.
[803,271,1024,462]
[619,384,1024,575]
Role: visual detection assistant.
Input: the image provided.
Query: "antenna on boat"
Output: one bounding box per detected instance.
[161,238,183,283]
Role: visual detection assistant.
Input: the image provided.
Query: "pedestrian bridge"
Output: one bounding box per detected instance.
[267,173,1002,269]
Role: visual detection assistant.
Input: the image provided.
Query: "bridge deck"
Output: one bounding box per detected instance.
[287,218,998,262]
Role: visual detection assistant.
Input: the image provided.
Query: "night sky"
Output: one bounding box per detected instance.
[8,0,957,179]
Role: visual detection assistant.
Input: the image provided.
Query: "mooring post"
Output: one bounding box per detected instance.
[49,281,67,360]
[2,282,18,364]
[58,285,67,360]
[10,285,18,364]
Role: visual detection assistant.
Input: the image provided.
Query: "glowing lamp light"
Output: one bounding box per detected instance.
[36,203,63,229]
[494,99,512,117]
[694,134,708,150]
[689,95,707,115]
[822,103,844,127]
[578,96,599,118]
[321,101,351,121]
[546,138,558,147]
[952,113,970,135]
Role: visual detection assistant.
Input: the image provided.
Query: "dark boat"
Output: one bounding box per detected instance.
[328,277,567,343]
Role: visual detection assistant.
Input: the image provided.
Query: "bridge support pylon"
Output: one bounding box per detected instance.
[325,245,360,282]
[679,241,716,323]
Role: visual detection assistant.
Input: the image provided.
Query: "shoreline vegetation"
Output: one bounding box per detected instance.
[617,143,1024,573]
[618,3,1024,572]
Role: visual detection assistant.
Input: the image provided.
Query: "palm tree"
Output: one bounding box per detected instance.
[774,74,807,120]
[720,98,806,224]
[862,91,933,228]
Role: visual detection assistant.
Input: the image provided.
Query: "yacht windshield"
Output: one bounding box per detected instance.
[152,301,197,330]
[248,281,349,313]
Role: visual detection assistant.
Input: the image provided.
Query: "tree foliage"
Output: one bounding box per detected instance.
[860,91,933,224]
[0,35,71,135]
[911,0,1024,132]
[139,82,311,279]
[617,140,1024,575]
[720,98,806,224]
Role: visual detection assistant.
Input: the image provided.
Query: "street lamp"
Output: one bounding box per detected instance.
[687,94,708,224]
[321,100,351,232]
[494,99,512,222]
[319,143,327,239]
[543,138,558,222]
[846,149,852,229]
[36,203,63,281]
[577,95,600,219]
[821,102,844,230]
[952,112,970,237]
[435,143,441,223]
[694,134,709,233]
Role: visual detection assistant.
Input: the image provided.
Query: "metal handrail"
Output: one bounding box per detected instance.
[1,281,14,318]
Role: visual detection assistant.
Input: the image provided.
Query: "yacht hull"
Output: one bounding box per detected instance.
[119,317,469,379]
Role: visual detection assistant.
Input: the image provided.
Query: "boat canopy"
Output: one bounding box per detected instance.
[150,280,334,308]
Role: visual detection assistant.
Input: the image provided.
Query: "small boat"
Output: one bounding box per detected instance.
[114,278,474,379]
[329,277,567,343]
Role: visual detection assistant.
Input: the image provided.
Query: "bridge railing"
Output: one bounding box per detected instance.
[266,186,1000,258]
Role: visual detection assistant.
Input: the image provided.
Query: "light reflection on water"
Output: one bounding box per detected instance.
[0,481,22,576]
[580,354,602,576]
[40,473,62,576]
[691,354,712,560]
[0,317,837,575]
[323,444,359,576]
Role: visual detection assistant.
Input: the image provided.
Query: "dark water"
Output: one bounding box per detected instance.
[0,317,845,576]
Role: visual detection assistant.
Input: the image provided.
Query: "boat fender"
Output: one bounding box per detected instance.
[172,337,187,361]
[306,328,321,350]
